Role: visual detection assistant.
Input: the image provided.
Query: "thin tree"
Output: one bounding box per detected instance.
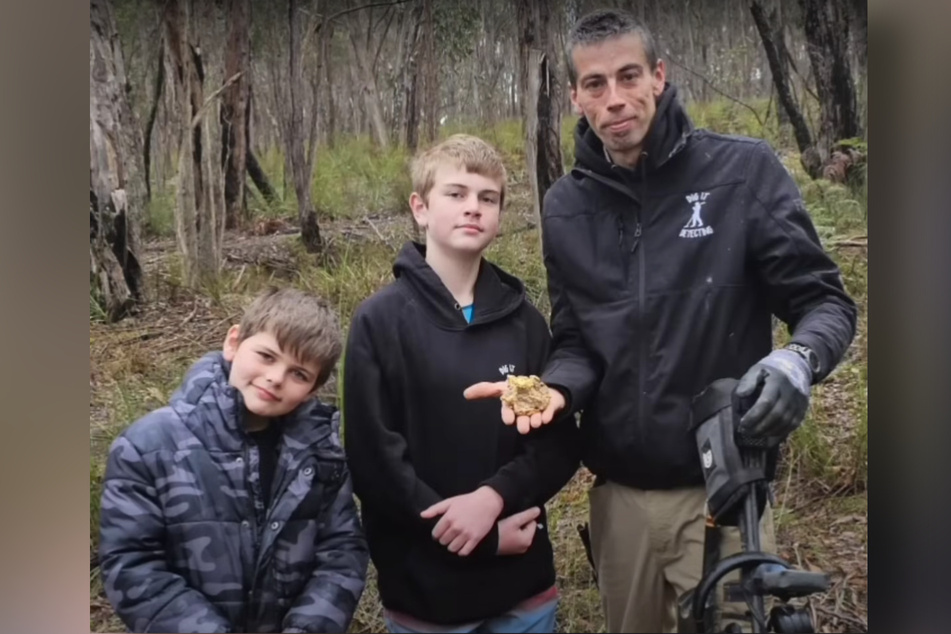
[163,0,226,286]
[221,0,252,229]
[516,0,564,224]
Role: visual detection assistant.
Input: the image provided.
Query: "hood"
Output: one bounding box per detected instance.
[573,82,694,181]
[393,241,526,330]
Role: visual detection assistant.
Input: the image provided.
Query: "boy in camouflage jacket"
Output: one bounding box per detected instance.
[98,287,369,633]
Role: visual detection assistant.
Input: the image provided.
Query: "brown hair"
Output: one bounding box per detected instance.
[410,134,508,208]
[236,286,343,387]
[566,9,659,86]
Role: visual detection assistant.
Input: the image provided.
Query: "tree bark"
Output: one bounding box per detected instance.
[163,0,224,286]
[799,0,860,161]
[324,23,337,149]
[143,39,164,202]
[90,0,144,321]
[403,1,424,151]
[221,0,251,229]
[347,10,390,149]
[246,150,277,203]
[287,0,321,251]
[516,0,564,225]
[750,0,818,176]
[420,0,438,143]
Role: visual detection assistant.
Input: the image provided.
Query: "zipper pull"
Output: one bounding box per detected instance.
[630,222,642,253]
[616,216,625,249]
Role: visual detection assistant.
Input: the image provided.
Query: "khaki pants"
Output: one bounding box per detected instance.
[587,481,776,633]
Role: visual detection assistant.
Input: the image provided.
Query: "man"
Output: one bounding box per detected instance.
[465,8,857,633]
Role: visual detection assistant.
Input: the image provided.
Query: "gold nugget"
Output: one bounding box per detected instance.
[500,375,551,416]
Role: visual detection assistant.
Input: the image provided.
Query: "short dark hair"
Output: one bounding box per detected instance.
[566,9,659,86]
[237,286,343,388]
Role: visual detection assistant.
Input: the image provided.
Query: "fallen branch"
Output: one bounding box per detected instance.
[181,299,200,326]
[830,235,868,248]
[363,216,388,243]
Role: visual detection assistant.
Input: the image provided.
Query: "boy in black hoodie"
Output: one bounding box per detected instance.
[342,134,580,633]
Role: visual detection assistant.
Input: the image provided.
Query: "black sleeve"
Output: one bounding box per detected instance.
[745,141,858,382]
[341,307,445,537]
[480,307,581,513]
[538,194,604,413]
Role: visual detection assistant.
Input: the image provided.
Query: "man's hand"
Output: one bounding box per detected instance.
[497,507,541,556]
[420,486,504,556]
[736,348,813,442]
[463,382,566,434]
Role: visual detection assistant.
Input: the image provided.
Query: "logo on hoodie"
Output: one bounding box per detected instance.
[498,364,515,376]
[680,192,714,239]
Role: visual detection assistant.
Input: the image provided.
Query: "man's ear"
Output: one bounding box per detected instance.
[569,86,582,116]
[409,192,428,229]
[222,325,241,361]
[652,59,667,97]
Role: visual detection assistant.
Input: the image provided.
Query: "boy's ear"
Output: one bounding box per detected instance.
[409,192,428,229]
[222,325,241,361]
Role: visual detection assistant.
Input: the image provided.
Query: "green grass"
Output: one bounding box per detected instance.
[311,138,413,220]
[146,186,177,238]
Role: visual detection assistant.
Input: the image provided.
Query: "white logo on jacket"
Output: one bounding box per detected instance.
[680,192,714,238]
[498,364,515,376]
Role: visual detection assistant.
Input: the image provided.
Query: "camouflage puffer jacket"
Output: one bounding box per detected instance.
[98,352,369,633]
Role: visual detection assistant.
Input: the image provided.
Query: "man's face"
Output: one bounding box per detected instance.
[223,327,321,420]
[570,33,666,165]
[410,165,502,258]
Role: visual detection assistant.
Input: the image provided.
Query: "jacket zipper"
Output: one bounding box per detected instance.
[572,135,689,441]
[574,166,647,424]
[637,160,648,431]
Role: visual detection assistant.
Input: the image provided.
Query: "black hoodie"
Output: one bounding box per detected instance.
[539,83,857,491]
[342,242,580,624]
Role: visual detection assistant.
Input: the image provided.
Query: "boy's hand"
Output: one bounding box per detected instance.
[420,486,504,556]
[463,382,566,434]
[497,507,541,556]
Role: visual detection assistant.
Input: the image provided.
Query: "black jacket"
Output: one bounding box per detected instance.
[540,83,857,491]
[342,242,580,624]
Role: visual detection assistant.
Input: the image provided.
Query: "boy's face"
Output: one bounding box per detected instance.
[222,326,322,419]
[410,165,502,257]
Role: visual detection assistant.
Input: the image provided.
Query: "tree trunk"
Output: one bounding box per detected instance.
[246,150,277,203]
[420,0,438,143]
[403,1,424,151]
[799,0,860,162]
[90,0,144,321]
[516,0,564,225]
[244,86,277,203]
[163,0,224,286]
[750,0,818,176]
[287,0,321,252]
[143,39,164,202]
[221,0,251,229]
[324,25,337,149]
[347,13,390,149]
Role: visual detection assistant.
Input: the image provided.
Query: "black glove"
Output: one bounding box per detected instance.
[735,348,813,442]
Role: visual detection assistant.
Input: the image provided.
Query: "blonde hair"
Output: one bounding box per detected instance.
[410,134,508,208]
[237,286,343,387]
